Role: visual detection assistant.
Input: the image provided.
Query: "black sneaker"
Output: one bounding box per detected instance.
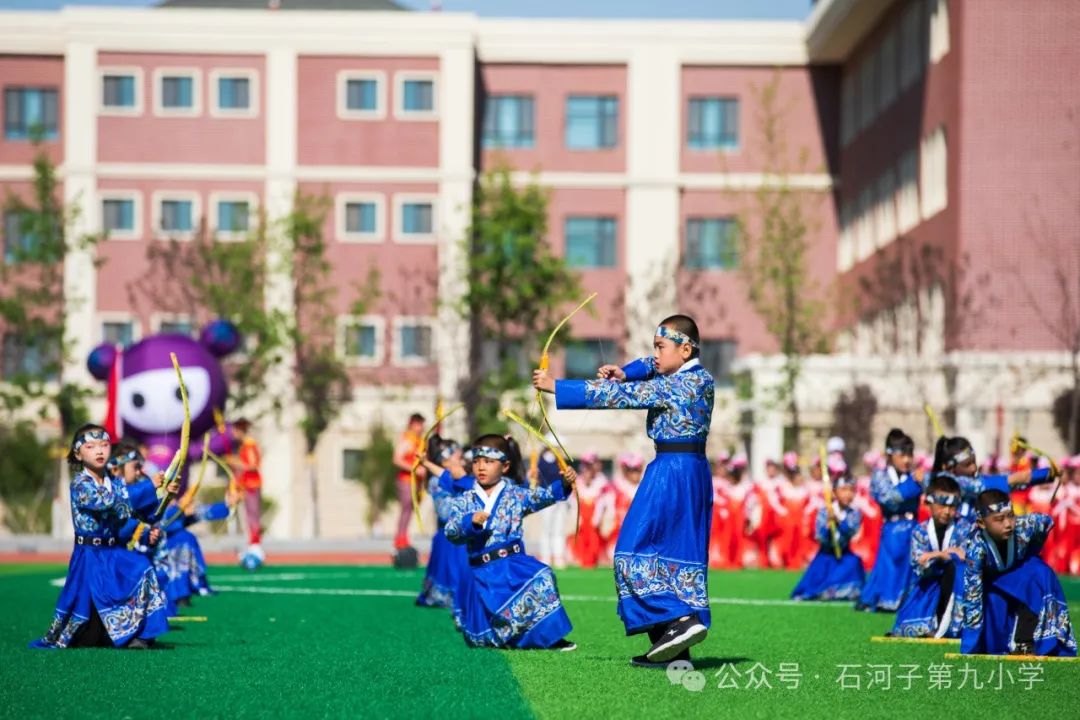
[126,638,153,650]
[549,638,577,652]
[631,649,690,668]
[646,616,707,663]
[1011,642,1034,656]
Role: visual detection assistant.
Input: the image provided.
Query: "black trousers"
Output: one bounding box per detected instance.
[69,607,112,648]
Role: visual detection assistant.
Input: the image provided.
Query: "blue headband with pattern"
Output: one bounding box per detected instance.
[978,500,1012,517]
[656,325,699,349]
[927,493,960,507]
[471,446,508,463]
[439,442,461,461]
[109,449,142,467]
[73,429,110,452]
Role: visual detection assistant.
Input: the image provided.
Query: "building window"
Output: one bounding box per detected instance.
[161,199,194,234]
[699,339,737,386]
[840,73,855,147]
[393,318,433,366]
[685,218,738,270]
[920,126,948,220]
[928,0,950,64]
[1,333,56,380]
[101,194,140,240]
[337,71,385,120]
[3,210,37,264]
[896,147,920,234]
[875,171,897,249]
[157,318,193,336]
[154,69,200,116]
[837,203,854,272]
[342,448,364,481]
[211,70,257,117]
[212,195,255,239]
[565,217,617,268]
[394,196,436,242]
[879,27,898,111]
[565,95,618,150]
[395,73,438,118]
[900,0,925,91]
[338,315,384,365]
[101,70,140,114]
[102,320,136,348]
[483,94,535,149]
[3,87,59,141]
[687,97,739,150]
[564,339,607,379]
[858,51,877,131]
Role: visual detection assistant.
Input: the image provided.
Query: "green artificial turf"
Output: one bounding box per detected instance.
[0,564,1077,719]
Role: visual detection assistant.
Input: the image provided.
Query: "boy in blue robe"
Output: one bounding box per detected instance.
[891,473,970,638]
[443,434,577,650]
[533,314,715,666]
[959,489,1077,656]
[858,429,921,612]
[32,425,177,649]
[791,473,864,601]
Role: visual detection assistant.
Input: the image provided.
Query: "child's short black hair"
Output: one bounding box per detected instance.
[927,473,961,496]
[976,489,1010,516]
[409,413,425,425]
[67,423,109,472]
[659,314,700,359]
[884,428,914,455]
[933,435,974,474]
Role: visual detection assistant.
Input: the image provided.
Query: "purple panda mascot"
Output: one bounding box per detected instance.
[86,320,241,484]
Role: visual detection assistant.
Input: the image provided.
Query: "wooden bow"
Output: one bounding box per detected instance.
[820,445,841,560]
[503,408,580,536]
[154,353,191,516]
[1014,438,1064,504]
[161,434,211,528]
[410,402,464,533]
[535,292,597,469]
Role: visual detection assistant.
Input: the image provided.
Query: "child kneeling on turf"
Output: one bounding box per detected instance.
[959,489,1077,656]
[891,473,970,638]
[791,468,864,601]
[444,434,578,650]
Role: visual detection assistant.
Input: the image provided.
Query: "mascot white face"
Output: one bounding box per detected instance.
[118,366,211,434]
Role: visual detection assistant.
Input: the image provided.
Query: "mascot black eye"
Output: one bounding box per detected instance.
[175,386,183,401]
[133,393,145,409]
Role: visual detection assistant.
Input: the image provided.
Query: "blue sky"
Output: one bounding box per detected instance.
[0,0,814,20]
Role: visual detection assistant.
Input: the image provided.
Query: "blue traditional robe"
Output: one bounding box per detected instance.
[417,470,472,614]
[952,469,1052,523]
[891,517,972,637]
[162,502,228,603]
[959,513,1077,656]
[555,356,714,635]
[32,472,169,648]
[791,503,865,601]
[858,466,922,611]
[444,477,573,648]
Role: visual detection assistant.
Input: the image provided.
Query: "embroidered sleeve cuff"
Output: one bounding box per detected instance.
[554,379,589,409]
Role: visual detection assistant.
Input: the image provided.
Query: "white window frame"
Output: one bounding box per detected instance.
[100,190,142,241]
[393,71,439,121]
[209,68,259,119]
[98,66,144,117]
[928,0,950,65]
[98,311,142,347]
[209,191,259,241]
[150,312,195,336]
[335,192,386,243]
[392,193,438,244]
[392,315,435,367]
[336,314,385,367]
[151,190,201,241]
[336,70,387,121]
[152,67,202,118]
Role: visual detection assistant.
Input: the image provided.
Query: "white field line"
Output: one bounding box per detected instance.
[210,584,852,608]
[208,572,356,582]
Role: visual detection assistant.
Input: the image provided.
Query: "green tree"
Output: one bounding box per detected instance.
[733,72,829,449]
[460,163,584,436]
[0,144,101,531]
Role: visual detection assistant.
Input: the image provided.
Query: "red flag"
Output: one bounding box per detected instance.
[103,346,123,442]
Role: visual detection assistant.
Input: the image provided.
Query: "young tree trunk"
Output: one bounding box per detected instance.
[1070,351,1080,453]
[307,454,320,539]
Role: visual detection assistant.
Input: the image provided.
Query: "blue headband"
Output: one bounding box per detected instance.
[656,325,699,349]
[73,429,110,452]
[927,493,960,507]
[834,476,856,487]
[978,501,1012,518]
[471,446,508,463]
[946,448,973,467]
[439,442,460,462]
